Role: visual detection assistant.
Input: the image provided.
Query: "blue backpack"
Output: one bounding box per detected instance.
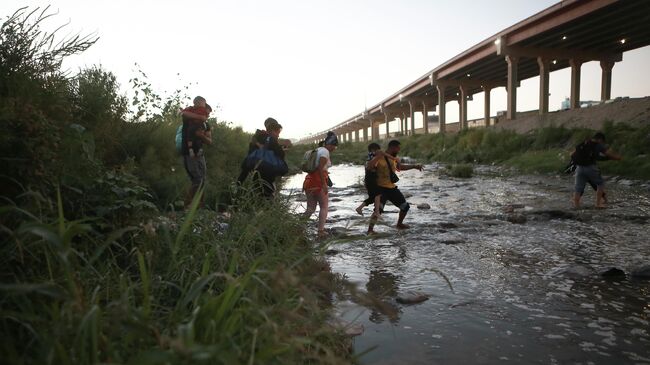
[244,147,288,177]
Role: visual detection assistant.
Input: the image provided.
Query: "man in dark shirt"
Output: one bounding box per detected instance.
[182,103,212,208]
[572,132,621,209]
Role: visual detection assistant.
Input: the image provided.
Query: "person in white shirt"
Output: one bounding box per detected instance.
[303,131,338,238]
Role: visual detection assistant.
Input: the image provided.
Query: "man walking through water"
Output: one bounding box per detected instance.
[571,132,621,209]
[368,140,422,234]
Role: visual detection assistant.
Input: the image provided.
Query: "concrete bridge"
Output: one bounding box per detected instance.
[298,0,650,144]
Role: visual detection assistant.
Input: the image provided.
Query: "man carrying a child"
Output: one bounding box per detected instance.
[181,96,213,207]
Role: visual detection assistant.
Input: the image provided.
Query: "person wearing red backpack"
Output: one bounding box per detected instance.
[571,132,621,209]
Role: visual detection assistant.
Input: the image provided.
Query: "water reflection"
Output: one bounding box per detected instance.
[283,164,650,364]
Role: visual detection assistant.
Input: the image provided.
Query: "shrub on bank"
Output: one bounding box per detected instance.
[293,122,650,180]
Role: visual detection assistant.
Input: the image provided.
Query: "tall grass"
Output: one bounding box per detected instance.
[1,8,351,364]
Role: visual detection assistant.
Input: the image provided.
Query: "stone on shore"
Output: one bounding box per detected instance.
[417,203,431,210]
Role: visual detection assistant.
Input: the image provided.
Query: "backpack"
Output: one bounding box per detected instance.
[301,149,319,173]
[571,140,597,166]
[175,125,183,154]
[244,147,289,177]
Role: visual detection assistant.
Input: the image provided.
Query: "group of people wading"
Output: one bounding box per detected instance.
[300,132,422,239]
[180,96,621,238]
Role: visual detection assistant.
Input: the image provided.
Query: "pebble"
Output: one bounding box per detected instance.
[396,291,430,304]
[417,203,431,210]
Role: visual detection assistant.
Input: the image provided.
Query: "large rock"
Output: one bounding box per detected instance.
[417,203,431,210]
[396,291,430,304]
[506,214,527,224]
[600,267,626,278]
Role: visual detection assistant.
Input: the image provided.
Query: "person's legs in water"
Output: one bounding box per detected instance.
[304,192,318,218]
[596,186,607,208]
[356,196,373,216]
[573,166,588,208]
[582,180,607,204]
[316,191,329,237]
[380,187,411,229]
[304,191,329,238]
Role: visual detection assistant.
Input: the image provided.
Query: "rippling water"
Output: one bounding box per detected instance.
[283,164,650,364]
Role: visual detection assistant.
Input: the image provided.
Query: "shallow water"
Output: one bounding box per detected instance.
[283,164,650,365]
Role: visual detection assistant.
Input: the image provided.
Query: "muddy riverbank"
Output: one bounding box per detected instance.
[284,164,650,364]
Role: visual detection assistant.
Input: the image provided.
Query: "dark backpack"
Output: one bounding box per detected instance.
[572,140,597,166]
[244,147,289,177]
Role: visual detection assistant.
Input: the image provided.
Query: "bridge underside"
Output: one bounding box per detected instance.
[301,0,650,144]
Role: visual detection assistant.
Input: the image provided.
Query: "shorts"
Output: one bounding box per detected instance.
[575,165,604,194]
[363,177,381,205]
[379,187,409,212]
[183,154,206,190]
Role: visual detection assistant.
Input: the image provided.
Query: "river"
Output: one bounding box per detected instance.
[283,163,650,365]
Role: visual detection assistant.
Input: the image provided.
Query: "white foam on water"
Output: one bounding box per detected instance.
[544,334,566,339]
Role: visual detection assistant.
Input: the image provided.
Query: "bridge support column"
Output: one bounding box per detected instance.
[459,85,469,130]
[409,101,416,135]
[384,114,390,139]
[373,122,380,141]
[483,85,491,126]
[354,129,359,142]
[422,102,429,134]
[506,55,518,120]
[570,58,582,109]
[362,125,368,142]
[436,84,447,133]
[538,57,550,115]
[600,60,615,101]
[402,113,408,135]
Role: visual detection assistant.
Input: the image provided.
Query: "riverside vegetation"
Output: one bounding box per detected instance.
[0,8,353,365]
[288,124,650,180]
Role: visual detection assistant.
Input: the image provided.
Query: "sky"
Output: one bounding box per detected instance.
[2,0,649,139]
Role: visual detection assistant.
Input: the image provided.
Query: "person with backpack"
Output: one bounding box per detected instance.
[237,120,288,197]
[181,99,213,208]
[303,131,338,239]
[571,132,621,209]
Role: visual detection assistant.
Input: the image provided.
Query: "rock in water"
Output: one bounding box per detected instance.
[329,318,364,337]
[417,203,431,210]
[506,214,527,224]
[396,291,430,304]
[631,265,650,279]
[600,267,626,278]
[438,222,458,229]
